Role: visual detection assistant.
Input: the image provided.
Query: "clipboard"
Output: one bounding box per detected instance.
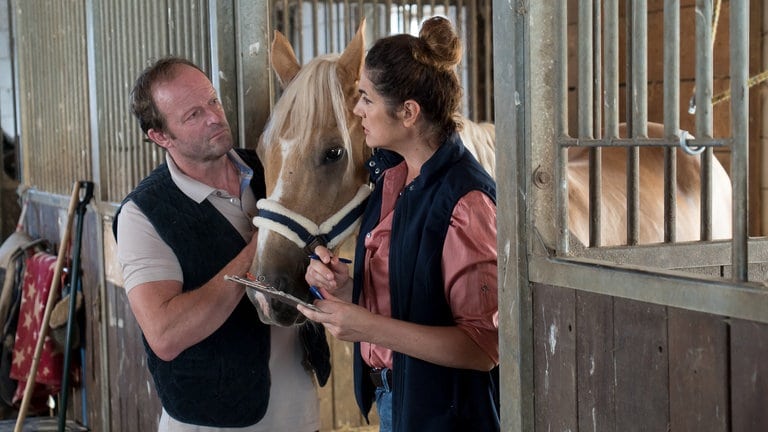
[225,274,322,312]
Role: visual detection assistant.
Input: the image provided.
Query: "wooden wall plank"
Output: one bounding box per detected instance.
[668,308,728,431]
[613,300,668,431]
[533,283,577,431]
[730,319,768,431]
[576,292,615,431]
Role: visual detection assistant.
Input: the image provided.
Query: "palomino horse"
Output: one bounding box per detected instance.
[247,20,732,325]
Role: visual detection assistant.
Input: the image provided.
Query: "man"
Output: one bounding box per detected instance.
[113,56,329,431]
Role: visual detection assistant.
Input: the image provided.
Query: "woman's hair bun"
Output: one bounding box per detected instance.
[413,16,462,72]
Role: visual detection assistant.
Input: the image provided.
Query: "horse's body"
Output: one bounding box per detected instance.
[568,123,732,245]
[248,21,732,326]
[459,119,495,178]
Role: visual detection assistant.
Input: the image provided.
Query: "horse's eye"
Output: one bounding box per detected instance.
[323,147,345,163]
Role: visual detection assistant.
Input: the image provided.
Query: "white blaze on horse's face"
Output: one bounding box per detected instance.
[247,21,369,326]
[252,142,286,328]
[266,136,293,202]
[248,289,275,325]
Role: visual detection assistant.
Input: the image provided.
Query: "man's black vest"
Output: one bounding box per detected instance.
[352,134,500,432]
[113,149,330,427]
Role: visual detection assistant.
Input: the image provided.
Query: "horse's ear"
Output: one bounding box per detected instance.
[271,30,301,89]
[337,19,366,84]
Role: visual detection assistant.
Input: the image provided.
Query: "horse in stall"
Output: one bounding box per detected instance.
[568,124,732,245]
[247,20,732,326]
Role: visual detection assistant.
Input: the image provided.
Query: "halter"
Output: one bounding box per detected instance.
[253,184,372,254]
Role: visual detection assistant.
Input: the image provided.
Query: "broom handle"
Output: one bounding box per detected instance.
[15,196,29,233]
[14,181,81,432]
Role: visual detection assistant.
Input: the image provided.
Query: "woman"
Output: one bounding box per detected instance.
[300,16,499,432]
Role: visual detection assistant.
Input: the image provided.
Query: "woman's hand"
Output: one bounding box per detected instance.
[299,290,495,370]
[297,288,376,342]
[305,245,353,302]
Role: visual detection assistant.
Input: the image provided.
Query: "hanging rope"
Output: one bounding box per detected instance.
[712,69,768,106]
[711,0,721,51]
[686,0,768,111]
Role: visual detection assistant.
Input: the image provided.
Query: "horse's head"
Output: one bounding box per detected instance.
[247,21,371,326]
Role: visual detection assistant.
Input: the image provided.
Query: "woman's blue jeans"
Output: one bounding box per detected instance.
[374,374,393,432]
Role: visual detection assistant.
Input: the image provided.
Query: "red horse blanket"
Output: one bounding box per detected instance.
[10,251,62,405]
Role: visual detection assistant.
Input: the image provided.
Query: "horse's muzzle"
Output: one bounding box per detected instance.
[246,287,308,327]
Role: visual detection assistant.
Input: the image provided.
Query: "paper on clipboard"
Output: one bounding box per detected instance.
[225,274,322,312]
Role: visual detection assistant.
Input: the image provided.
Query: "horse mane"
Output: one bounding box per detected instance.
[262,53,357,173]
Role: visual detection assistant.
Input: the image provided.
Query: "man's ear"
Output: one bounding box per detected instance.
[147,128,171,149]
[401,100,421,128]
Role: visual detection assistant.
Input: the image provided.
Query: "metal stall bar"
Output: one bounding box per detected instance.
[312,0,319,60]
[119,0,132,195]
[323,0,331,54]
[342,1,349,50]
[555,0,569,254]
[210,1,239,145]
[358,0,365,46]
[101,1,117,200]
[603,0,619,136]
[452,0,459,37]
[731,0,749,281]
[367,0,375,42]
[561,137,727,148]
[578,0,598,247]
[430,0,436,34]
[280,0,289,54]
[144,0,165,195]
[298,0,305,61]
[663,0,680,243]
[626,0,648,245]
[483,0,493,120]
[126,0,139,187]
[590,1,603,247]
[416,0,423,24]
[589,0,619,247]
[590,0,603,248]
[695,0,714,240]
[344,0,350,43]
[66,4,90,189]
[592,1,601,139]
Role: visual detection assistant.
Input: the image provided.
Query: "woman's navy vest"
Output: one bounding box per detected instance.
[352,134,500,431]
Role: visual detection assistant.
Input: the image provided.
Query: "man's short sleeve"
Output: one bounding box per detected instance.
[116,201,183,293]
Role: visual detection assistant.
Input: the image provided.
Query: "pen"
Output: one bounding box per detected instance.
[309,285,325,300]
[308,253,352,264]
